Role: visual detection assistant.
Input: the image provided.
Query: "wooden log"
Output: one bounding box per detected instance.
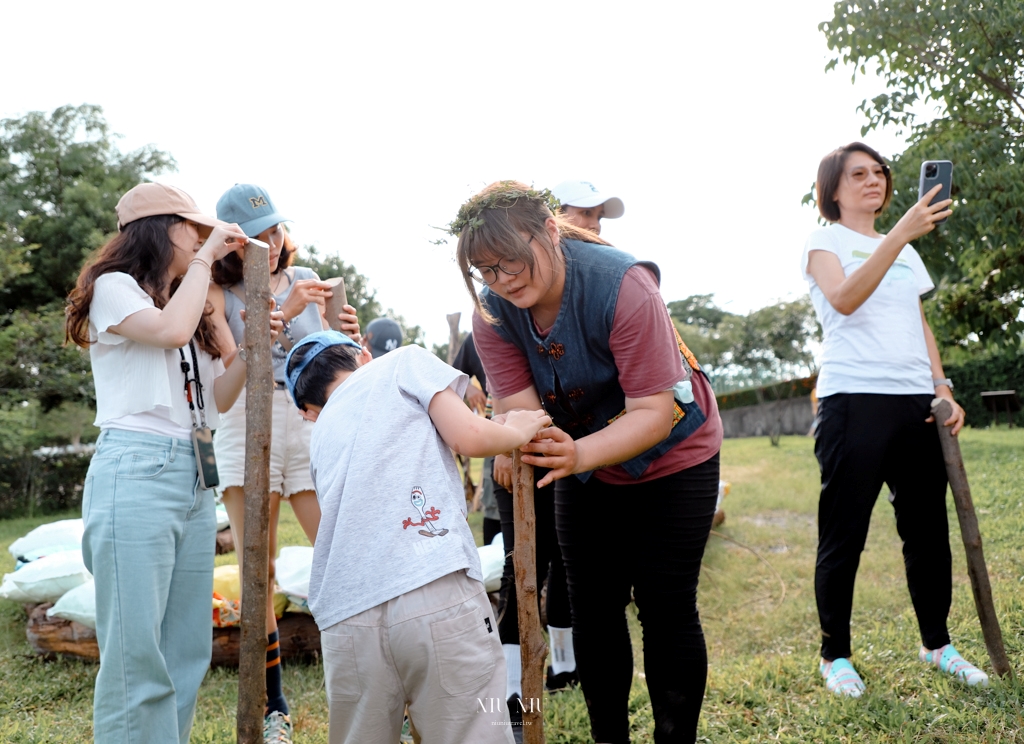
[512,451,546,743]
[25,603,98,660]
[238,241,274,742]
[211,613,321,667]
[931,398,1012,678]
[25,605,320,667]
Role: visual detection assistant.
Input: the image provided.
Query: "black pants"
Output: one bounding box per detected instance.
[494,470,571,643]
[556,454,719,744]
[814,393,952,661]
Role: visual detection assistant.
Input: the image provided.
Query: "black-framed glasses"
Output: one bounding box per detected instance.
[845,163,890,182]
[470,257,528,285]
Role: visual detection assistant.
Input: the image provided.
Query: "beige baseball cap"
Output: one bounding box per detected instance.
[115,183,225,231]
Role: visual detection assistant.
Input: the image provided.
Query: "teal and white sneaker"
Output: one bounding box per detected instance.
[919,644,989,687]
[264,710,293,744]
[820,657,865,698]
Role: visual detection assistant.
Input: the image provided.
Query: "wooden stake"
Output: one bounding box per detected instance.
[237,243,274,741]
[931,398,1012,678]
[512,451,546,743]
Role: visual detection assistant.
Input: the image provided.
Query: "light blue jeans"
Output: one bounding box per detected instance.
[82,429,216,744]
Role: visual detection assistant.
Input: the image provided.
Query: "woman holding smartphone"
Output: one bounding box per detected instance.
[454,181,723,744]
[804,142,988,696]
[208,183,360,741]
[65,183,277,743]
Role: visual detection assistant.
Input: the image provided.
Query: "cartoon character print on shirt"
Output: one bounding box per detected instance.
[402,486,449,538]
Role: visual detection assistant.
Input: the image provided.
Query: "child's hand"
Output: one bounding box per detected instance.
[504,409,552,447]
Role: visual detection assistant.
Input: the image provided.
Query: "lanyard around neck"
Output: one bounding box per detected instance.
[178,341,208,429]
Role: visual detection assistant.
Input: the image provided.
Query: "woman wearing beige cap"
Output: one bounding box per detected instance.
[66,183,281,744]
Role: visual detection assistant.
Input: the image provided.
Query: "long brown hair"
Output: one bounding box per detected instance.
[454,180,610,322]
[211,226,295,286]
[66,214,222,357]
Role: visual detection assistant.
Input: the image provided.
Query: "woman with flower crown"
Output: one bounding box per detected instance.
[451,181,723,744]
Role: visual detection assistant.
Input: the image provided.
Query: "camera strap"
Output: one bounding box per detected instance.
[178,341,208,430]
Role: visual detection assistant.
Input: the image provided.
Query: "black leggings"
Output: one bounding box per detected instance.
[494,471,572,643]
[814,393,951,660]
[556,454,719,744]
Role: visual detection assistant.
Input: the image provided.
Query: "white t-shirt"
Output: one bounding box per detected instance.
[89,272,224,435]
[307,344,481,629]
[802,224,935,397]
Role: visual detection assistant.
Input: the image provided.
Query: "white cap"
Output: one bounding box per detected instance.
[551,180,625,219]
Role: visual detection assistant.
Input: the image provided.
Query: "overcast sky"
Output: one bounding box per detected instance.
[4,0,915,347]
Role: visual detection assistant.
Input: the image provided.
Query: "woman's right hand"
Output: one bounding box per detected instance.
[493,454,513,490]
[892,184,953,243]
[280,279,334,321]
[200,224,250,263]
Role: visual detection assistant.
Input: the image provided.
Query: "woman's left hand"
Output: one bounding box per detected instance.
[239,301,286,343]
[335,303,361,342]
[269,309,285,342]
[521,426,577,487]
[926,391,965,436]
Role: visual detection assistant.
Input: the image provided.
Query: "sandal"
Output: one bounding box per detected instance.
[820,657,865,698]
[919,644,989,687]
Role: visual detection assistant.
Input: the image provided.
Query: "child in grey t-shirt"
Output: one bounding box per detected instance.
[285,331,551,744]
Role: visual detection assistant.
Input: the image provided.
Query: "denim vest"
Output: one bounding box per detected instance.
[481,240,706,481]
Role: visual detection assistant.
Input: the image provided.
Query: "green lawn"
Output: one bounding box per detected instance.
[2,431,1023,742]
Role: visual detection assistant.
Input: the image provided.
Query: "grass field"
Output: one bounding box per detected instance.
[2,430,1022,742]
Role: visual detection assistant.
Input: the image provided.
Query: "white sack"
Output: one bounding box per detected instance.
[46,578,96,629]
[276,546,313,600]
[0,549,91,603]
[8,519,84,561]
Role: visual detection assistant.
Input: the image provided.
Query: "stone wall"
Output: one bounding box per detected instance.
[719,396,815,439]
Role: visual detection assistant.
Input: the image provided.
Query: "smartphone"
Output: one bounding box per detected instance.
[918,160,953,224]
[191,426,220,490]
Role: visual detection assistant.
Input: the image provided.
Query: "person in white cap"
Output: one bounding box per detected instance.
[550,180,625,236]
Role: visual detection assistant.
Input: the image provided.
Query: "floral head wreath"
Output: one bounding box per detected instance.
[444,181,561,238]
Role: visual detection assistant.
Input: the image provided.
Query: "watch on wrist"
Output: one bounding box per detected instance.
[933,377,953,390]
[237,345,247,363]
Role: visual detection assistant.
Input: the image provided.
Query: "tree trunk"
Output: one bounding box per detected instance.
[512,451,546,743]
[931,398,1012,678]
[237,244,274,742]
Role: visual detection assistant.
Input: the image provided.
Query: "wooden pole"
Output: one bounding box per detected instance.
[445,313,476,503]
[512,451,546,742]
[237,243,274,741]
[931,398,1012,678]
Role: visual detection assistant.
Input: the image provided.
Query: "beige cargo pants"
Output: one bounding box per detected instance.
[320,570,517,744]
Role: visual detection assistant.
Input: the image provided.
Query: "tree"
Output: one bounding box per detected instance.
[819,1,1024,353]
[669,295,820,391]
[0,104,175,311]
[297,244,425,347]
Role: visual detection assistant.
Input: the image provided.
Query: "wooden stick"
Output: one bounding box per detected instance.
[931,398,1012,678]
[237,243,275,741]
[512,451,546,742]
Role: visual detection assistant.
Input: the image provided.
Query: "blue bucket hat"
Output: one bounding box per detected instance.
[285,330,363,409]
[216,183,289,238]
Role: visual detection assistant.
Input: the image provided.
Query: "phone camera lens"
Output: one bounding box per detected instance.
[925,164,938,178]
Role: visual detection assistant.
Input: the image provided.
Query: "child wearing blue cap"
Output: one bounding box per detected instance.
[284,331,552,743]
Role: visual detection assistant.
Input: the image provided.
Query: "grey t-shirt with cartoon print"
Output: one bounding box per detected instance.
[307,344,481,629]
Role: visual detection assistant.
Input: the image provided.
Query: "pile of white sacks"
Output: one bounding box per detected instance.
[2,512,506,629]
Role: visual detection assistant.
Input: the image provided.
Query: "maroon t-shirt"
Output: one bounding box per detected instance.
[474,265,722,484]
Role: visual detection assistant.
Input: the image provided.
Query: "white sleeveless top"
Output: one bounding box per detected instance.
[89,272,224,436]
